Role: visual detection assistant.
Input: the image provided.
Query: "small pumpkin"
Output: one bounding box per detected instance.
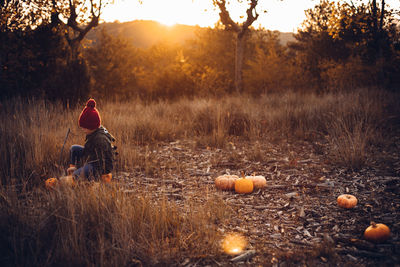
[235,175,254,194]
[215,175,238,191]
[101,173,112,184]
[364,222,390,243]
[246,175,267,189]
[45,178,58,190]
[337,194,358,209]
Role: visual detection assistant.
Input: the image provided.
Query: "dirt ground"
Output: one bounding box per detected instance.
[115,137,400,266]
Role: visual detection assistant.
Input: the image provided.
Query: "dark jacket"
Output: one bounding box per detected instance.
[83,126,114,176]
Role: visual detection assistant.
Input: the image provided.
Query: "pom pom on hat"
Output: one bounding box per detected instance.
[78,98,101,130]
[86,99,96,108]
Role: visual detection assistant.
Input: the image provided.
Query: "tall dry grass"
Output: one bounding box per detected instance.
[95,90,398,170]
[0,90,397,185]
[323,90,390,169]
[0,183,229,266]
[0,89,398,265]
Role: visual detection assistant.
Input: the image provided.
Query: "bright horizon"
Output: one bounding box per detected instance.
[102,0,316,32]
[102,0,400,33]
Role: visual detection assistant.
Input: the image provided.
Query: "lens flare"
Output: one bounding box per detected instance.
[221,233,247,255]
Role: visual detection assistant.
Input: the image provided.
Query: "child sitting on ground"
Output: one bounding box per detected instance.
[67,99,115,183]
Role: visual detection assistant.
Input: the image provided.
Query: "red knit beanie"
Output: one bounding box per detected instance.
[78,99,101,130]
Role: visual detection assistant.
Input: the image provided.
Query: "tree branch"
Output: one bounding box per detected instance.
[65,0,100,43]
[67,0,79,31]
[50,0,60,25]
[213,0,240,32]
[241,0,259,36]
[213,0,259,35]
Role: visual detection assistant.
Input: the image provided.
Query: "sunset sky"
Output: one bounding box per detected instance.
[101,0,400,33]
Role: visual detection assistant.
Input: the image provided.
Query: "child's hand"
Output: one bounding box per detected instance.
[67,166,77,175]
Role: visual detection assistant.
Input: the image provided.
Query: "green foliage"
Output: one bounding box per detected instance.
[0,0,103,102]
[83,26,237,101]
[0,24,90,102]
[183,28,236,96]
[244,30,293,94]
[290,0,400,92]
[85,29,139,100]
[0,0,48,31]
[134,43,195,100]
[1,0,400,101]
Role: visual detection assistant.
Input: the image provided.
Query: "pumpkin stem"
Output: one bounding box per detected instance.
[241,171,245,178]
[370,221,377,228]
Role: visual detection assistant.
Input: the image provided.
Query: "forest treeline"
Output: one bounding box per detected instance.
[1,0,399,102]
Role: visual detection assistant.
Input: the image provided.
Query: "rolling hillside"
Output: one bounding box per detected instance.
[86,20,295,48]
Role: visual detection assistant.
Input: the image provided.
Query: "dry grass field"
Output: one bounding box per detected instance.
[1,89,399,266]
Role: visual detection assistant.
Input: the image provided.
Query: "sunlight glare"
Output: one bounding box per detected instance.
[102,0,400,32]
[101,0,317,32]
[221,233,247,256]
[102,0,218,27]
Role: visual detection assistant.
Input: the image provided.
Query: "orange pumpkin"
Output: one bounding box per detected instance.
[364,222,390,243]
[45,178,58,190]
[246,175,267,189]
[235,177,254,194]
[337,194,358,209]
[101,173,112,184]
[215,175,238,191]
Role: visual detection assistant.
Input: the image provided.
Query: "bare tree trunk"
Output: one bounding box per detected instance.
[67,39,80,63]
[51,0,101,63]
[235,33,245,93]
[213,0,259,94]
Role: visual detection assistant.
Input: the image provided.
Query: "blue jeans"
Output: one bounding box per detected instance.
[70,145,95,180]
